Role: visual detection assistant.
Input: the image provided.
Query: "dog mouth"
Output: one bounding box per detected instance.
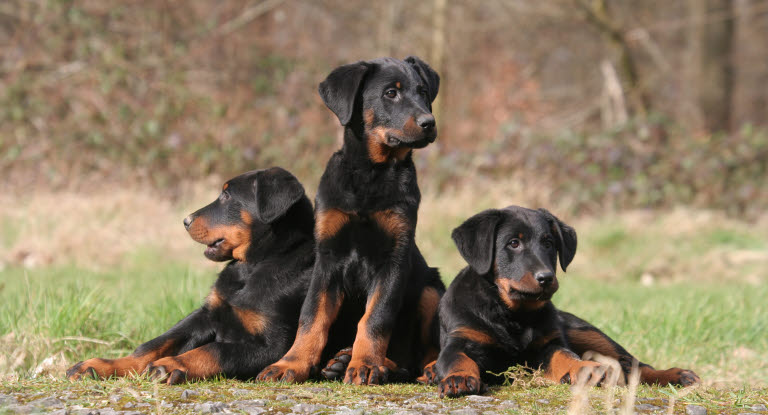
[204,238,227,259]
[385,132,437,148]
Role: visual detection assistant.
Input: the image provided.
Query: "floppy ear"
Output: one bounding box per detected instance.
[451,209,503,275]
[537,208,577,272]
[253,167,306,224]
[405,56,440,105]
[318,62,370,126]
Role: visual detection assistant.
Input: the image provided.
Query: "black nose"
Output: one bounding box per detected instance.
[535,271,554,287]
[183,216,193,229]
[416,114,435,131]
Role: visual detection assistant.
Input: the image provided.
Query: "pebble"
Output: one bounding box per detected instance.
[450,408,480,415]
[466,395,494,403]
[231,401,268,415]
[686,405,707,415]
[753,404,768,411]
[333,408,365,415]
[0,394,19,406]
[636,403,662,411]
[499,400,519,409]
[27,396,64,409]
[181,389,200,399]
[412,403,438,411]
[194,401,229,413]
[392,411,421,415]
[536,399,550,405]
[306,387,333,394]
[292,403,329,413]
[275,394,290,401]
[107,394,122,404]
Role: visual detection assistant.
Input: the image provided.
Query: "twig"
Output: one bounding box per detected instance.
[216,0,287,36]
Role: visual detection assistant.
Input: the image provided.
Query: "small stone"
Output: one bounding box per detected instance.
[412,403,438,411]
[292,403,328,413]
[736,413,760,415]
[107,394,122,404]
[536,399,550,405]
[306,387,333,394]
[333,409,365,415]
[135,402,151,408]
[231,388,251,396]
[275,394,290,401]
[392,411,420,415]
[28,396,64,409]
[0,394,19,406]
[499,400,519,409]
[194,401,229,413]
[466,395,494,403]
[753,404,768,412]
[123,402,135,409]
[636,403,662,411]
[686,405,707,415]
[482,412,500,415]
[451,409,479,415]
[181,389,200,399]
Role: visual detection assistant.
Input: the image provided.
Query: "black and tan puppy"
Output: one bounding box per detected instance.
[257,57,445,385]
[431,206,700,397]
[66,167,317,384]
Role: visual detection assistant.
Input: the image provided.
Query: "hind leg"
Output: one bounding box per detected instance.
[559,310,700,386]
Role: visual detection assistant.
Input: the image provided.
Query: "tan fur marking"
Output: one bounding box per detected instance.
[276,291,344,377]
[206,288,224,308]
[67,339,176,379]
[316,209,351,240]
[223,183,229,190]
[443,352,481,379]
[350,286,390,366]
[364,108,411,163]
[372,209,410,246]
[396,82,401,88]
[151,347,221,381]
[418,286,441,362]
[450,327,495,345]
[544,350,602,383]
[234,307,268,335]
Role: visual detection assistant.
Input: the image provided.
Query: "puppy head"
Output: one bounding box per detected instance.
[318,56,440,161]
[183,167,307,262]
[451,206,577,308]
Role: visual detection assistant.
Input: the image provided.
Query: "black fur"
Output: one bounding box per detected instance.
[257,57,445,385]
[434,206,700,398]
[66,168,319,384]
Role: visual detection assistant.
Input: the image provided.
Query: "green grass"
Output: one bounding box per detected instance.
[1,205,767,411]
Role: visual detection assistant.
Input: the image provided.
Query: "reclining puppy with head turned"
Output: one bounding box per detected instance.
[431,206,700,398]
[258,56,445,385]
[66,167,317,384]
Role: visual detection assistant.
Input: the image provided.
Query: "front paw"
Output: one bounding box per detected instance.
[438,373,485,398]
[417,361,438,385]
[664,368,700,387]
[257,361,309,383]
[321,347,352,381]
[66,360,100,380]
[145,357,189,385]
[344,362,389,385]
[562,361,608,386]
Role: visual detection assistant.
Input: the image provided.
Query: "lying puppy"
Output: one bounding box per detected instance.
[431,206,700,397]
[66,167,317,384]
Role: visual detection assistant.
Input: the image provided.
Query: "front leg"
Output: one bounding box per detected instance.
[541,346,606,385]
[67,308,213,380]
[257,263,344,383]
[146,340,281,384]
[435,338,486,398]
[344,274,406,385]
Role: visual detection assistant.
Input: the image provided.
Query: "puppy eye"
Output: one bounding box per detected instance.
[384,89,398,99]
[418,86,428,98]
[542,240,553,249]
[507,239,521,249]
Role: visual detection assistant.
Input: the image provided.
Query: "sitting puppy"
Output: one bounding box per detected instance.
[66,167,317,384]
[432,206,700,397]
